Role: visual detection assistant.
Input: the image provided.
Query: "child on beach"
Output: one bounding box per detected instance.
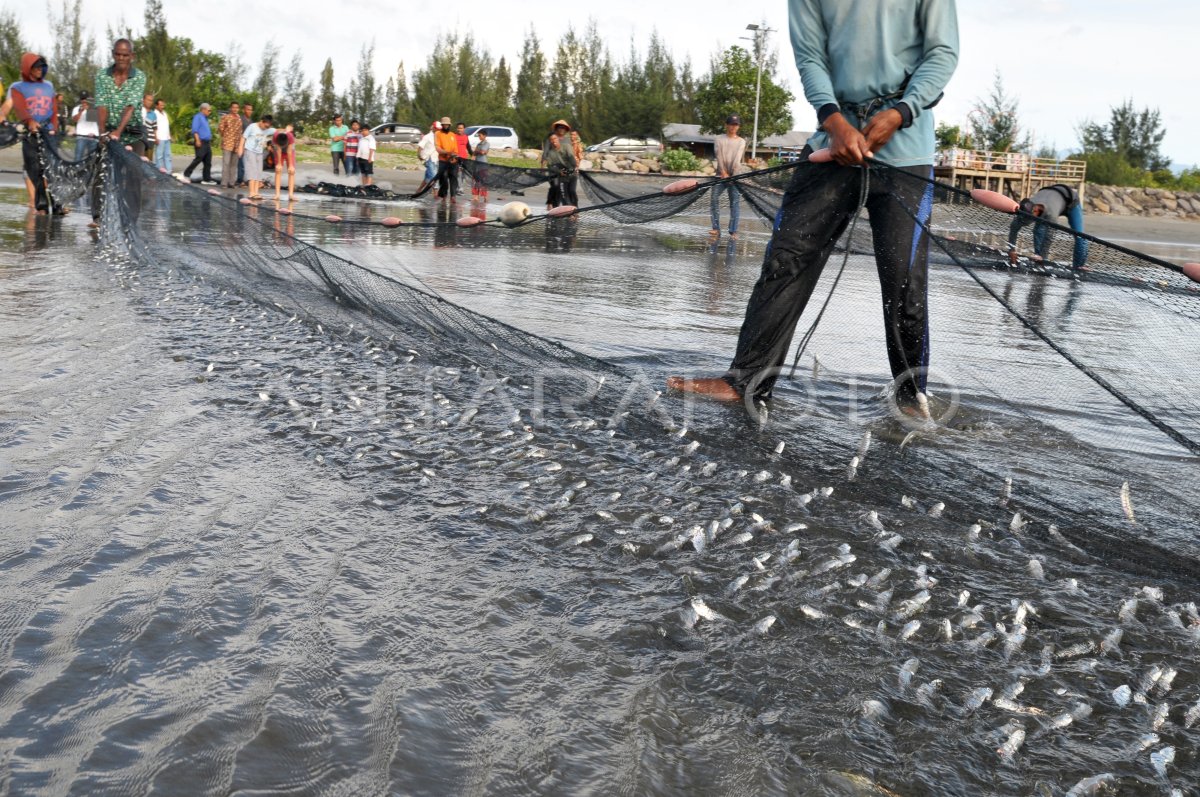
[357,125,376,187]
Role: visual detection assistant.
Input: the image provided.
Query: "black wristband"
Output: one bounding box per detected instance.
[895,102,914,128]
[816,103,840,126]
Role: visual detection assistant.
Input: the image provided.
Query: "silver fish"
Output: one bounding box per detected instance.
[1010,512,1026,534]
[899,620,921,641]
[915,678,943,706]
[569,533,594,546]
[956,589,971,609]
[774,441,785,455]
[1118,598,1138,624]
[1003,624,1027,659]
[1154,667,1177,697]
[866,569,893,589]
[1130,733,1159,754]
[780,474,793,488]
[800,605,827,620]
[729,531,754,545]
[856,430,872,459]
[1150,745,1175,778]
[1100,628,1124,656]
[997,725,1026,758]
[898,658,920,690]
[1120,481,1136,524]
[753,470,773,483]
[928,501,945,518]
[901,495,916,509]
[894,590,931,620]
[1183,699,1200,729]
[1150,702,1169,730]
[1028,558,1045,580]
[690,598,724,623]
[966,523,982,542]
[782,522,808,533]
[1064,774,1115,797]
[683,440,700,455]
[861,699,888,721]
[999,476,1013,507]
[1055,641,1095,661]
[753,614,777,634]
[963,687,994,713]
[867,511,886,531]
[783,539,802,562]
[940,618,953,641]
[878,534,904,553]
[1140,585,1164,602]
[690,527,707,554]
[1112,684,1132,708]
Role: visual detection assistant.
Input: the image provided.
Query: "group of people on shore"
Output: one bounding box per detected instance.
[327,115,377,187]
[188,100,301,201]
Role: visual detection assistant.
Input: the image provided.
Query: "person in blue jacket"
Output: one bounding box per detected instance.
[669,0,958,417]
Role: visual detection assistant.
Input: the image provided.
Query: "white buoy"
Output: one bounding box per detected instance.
[499,201,531,227]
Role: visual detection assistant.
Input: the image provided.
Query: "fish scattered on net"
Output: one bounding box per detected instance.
[25,134,1200,792]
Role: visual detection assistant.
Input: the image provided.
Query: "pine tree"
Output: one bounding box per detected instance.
[0,9,25,86]
[316,58,336,122]
[251,41,280,114]
[48,0,98,100]
[393,61,412,123]
[513,27,554,145]
[968,71,1029,153]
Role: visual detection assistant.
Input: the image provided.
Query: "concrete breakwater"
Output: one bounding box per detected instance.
[1086,184,1200,221]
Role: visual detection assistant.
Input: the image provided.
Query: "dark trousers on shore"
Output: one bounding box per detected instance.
[436,160,458,198]
[331,151,344,174]
[183,140,212,181]
[725,158,934,402]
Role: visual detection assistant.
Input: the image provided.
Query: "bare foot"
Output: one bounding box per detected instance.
[729,232,738,240]
[708,229,719,237]
[666,375,741,402]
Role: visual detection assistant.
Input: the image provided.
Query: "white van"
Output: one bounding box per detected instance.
[465,125,519,152]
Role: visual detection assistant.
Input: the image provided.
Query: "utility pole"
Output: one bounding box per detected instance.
[743,23,775,162]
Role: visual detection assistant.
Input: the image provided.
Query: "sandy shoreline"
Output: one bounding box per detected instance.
[3,145,1197,254]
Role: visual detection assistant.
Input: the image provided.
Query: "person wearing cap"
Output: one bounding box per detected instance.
[218,100,242,187]
[329,114,349,175]
[1006,185,1088,269]
[434,116,460,200]
[153,98,172,172]
[667,0,958,419]
[710,114,746,239]
[4,52,62,214]
[415,120,439,196]
[70,91,100,160]
[541,119,578,208]
[183,102,214,183]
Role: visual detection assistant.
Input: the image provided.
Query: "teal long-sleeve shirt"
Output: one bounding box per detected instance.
[792,0,959,167]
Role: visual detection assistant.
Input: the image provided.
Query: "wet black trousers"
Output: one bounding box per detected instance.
[724,160,934,401]
[22,136,55,213]
[436,160,459,198]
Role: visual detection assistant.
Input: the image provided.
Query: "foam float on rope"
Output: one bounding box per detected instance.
[205,188,220,196]
[1183,263,1200,283]
[970,188,1019,214]
[547,205,577,218]
[158,167,169,174]
[325,214,342,223]
[279,208,292,215]
[238,197,252,205]
[456,216,484,228]
[381,216,402,227]
[808,148,833,163]
[663,179,697,195]
[498,202,531,227]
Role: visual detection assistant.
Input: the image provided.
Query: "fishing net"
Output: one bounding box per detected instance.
[18,129,1200,796]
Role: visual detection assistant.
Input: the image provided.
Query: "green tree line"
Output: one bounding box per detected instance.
[4,0,793,147]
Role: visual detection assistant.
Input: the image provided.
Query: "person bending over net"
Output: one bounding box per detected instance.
[1007,184,1089,269]
[667,0,959,418]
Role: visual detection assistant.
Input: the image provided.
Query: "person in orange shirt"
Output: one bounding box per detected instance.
[434,116,460,200]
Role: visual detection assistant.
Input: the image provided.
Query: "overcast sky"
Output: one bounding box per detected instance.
[12,0,1199,166]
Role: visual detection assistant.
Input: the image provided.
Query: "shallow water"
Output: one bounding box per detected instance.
[2,181,1200,795]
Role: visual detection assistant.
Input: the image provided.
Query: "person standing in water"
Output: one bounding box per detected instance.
[668,0,958,418]
[710,114,746,240]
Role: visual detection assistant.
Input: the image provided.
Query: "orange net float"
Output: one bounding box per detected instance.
[547,205,577,218]
[325,214,343,223]
[381,217,403,228]
[1183,263,1200,283]
[970,189,1019,214]
[456,216,484,228]
[663,179,697,195]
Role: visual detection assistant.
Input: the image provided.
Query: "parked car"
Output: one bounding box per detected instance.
[464,125,519,151]
[585,136,664,157]
[370,123,422,145]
